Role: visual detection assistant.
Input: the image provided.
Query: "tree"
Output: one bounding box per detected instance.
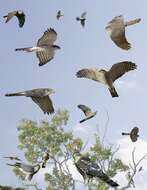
[8,110,146,190]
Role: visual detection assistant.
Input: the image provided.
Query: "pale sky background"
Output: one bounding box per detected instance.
[0,0,147,189]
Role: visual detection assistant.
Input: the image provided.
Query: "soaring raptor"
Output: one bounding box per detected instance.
[7,162,40,181]
[122,127,139,142]
[105,15,141,50]
[78,104,97,123]
[76,61,137,97]
[5,88,55,115]
[15,28,60,66]
[3,10,25,27]
[75,155,119,187]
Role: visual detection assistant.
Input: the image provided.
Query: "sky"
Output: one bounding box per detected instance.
[1,0,147,189]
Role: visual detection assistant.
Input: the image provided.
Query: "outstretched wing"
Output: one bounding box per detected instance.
[78,104,92,116]
[81,11,87,19]
[4,11,17,23]
[130,127,139,142]
[76,69,103,82]
[31,96,54,114]
[37,28,57,46]
[36,48,55,66]
[16,12,25,27]
[108,61,137,82]
[106,15,131,50]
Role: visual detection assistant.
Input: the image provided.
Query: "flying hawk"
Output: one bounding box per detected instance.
[7,162,40,181]
[122,127,139,142]
[3,156,21,161]
[76,61,137,97]
[5,88,55,115]
[78,104,97,123]
[56,10,64,20]
[75,155,119,187]
[15,28,60,66]
[3,10,25,28]
[105,15,141,50]
[76,11,87,27]
[42,152,49,168]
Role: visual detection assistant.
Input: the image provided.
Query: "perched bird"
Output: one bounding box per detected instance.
[15,28,60,66]
[76,61,137,97]
[122,127,139,142]
[42,152,49,168]
[5,88,55,115]
[56,10,64,20]
[3,156,21,161]
[77,104,97,123]
[105,15,141,50]
[7,162,40,181]
[75,154,119,187]
[76,11,87,27]
[3,10,25,27]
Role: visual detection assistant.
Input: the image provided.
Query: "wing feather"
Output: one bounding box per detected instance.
[108,61,137,82]
[36,48,54,66]
[78,104,92,116]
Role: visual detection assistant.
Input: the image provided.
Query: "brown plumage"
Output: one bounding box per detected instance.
[122,127,139,142]
[76,61,137,97]
[42,152,49,168]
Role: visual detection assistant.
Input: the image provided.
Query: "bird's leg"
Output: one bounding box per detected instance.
[125,18,141,27]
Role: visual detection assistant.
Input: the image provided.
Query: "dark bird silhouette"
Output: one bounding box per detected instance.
[56,10,63,20]
[76,11,87,27]
[105,15,141,50]
[3,156,21,161]
[78,104,97,123]
[75,155,119,187]
[3,10,25,27]
[15,28,60,66]
[7,162,40,181]
[5,88,55,115]
[42,152,49,168]
[122,127,139,142]
[76,61,137,97]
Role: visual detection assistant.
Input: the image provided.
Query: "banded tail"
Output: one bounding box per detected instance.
[5,92,26,97]
[125,18,141,27]
[98,172,119,187]
[109,87,119,98]
[122,132,130,136]
[15,47,33,52]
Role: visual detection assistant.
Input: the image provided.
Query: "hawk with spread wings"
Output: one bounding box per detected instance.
[105,15,141,50]
[15,28,60,66]
[122,127,139,142]
[56,10,64,20]
[76,61,137,97]
[78,104,97,123]
[5,88,55,115]
[76,11,87,27]
[3,10,25,27]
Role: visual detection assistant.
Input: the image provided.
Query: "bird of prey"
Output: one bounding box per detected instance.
[122,127,139,142]
[5,88,55,115]
[3,156,21,161]
[56,10,64,20]
[42,152,49,168]
[105,15,141,50]
[3,10,25,28]
[75,155,119,187]
[7,162,40,181]
[15,28,60,66]
[77,104,97,123]
[76,11,87,27]
[76,61,137,97]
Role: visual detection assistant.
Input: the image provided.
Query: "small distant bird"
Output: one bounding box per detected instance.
[138,166,143,172]
[122,127,139,142]
[56,10,64,20]
[75,154,119,187]
[42,152,49,168]
[105,15,141,50]
[77,104,97,123]
[5,88,55,115]
[7,162,40,181]
[15,28,60,66]
[3,10,25,27]
[76,61,137,97]
[76,11,87,27]
[3,156,21,161]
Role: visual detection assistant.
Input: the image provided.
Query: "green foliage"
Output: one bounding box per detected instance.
[0,186,24,190]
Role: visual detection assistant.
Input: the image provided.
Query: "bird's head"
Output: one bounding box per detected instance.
[99,69,106,73]
[52,45,61,50]
[17,10,24,15]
